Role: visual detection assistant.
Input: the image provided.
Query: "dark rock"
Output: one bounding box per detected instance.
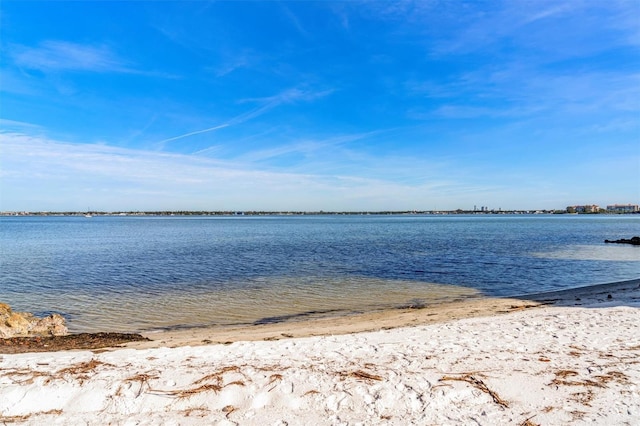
[604,236,640,245]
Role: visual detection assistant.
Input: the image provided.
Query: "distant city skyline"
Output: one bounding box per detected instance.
[3,203,639,216]
[1,1,639,211]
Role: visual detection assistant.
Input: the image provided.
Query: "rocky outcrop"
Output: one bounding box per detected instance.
[604,236,640,246]
[0,302,68,338]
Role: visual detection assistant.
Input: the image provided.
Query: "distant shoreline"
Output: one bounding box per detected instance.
[3,210,639,216]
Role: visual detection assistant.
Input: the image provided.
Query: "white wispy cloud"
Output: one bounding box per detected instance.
[279,3,309,38]
[359,0,436,23]
[238,87,335,107]
[10,40,177,78]
[0,119,43,130]
[329,3,350,30]
[2,129,636,212]
[406,64,639,122]
[158,87,334,149]
[235,130,387,164]
[213,52,254,77]
[11,41,130,73]
[0,69,43,96]
[230,87,334,126]
[157,124,230,145]
[429,1,638,58]
[522,3,572,25]
[0,131,486,211]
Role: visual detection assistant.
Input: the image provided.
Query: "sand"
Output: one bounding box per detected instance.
[1,279,639,425]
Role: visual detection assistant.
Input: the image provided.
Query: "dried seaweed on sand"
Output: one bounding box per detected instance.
[440,374,509,408]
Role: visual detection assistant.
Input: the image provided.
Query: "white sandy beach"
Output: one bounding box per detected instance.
[1,281,639,425]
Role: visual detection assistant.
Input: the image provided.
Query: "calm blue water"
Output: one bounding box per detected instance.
[1,215,638,332]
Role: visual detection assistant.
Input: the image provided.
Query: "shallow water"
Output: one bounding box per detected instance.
[1,214,638,332]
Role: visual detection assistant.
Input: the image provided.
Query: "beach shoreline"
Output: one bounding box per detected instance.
[128,278,640,350]
[1,278,639,425]
[1,278,638,354]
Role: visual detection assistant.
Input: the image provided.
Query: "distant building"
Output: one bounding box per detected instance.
[606,204,639,213]
[567,205,600,213]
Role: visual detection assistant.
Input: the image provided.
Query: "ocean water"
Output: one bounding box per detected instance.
[1,214,638,333]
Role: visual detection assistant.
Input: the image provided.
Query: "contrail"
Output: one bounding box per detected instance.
[159,123,229,144]
[157,87,328,146]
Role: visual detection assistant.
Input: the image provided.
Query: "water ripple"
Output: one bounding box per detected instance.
[1,215,638,332]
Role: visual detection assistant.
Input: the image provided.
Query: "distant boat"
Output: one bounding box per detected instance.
[84,213,93,218]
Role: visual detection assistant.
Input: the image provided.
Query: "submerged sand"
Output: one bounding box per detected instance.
[1,279,639,425]
[132,279,640,349]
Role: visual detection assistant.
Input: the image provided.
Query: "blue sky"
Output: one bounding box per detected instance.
[1,1,639,211]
